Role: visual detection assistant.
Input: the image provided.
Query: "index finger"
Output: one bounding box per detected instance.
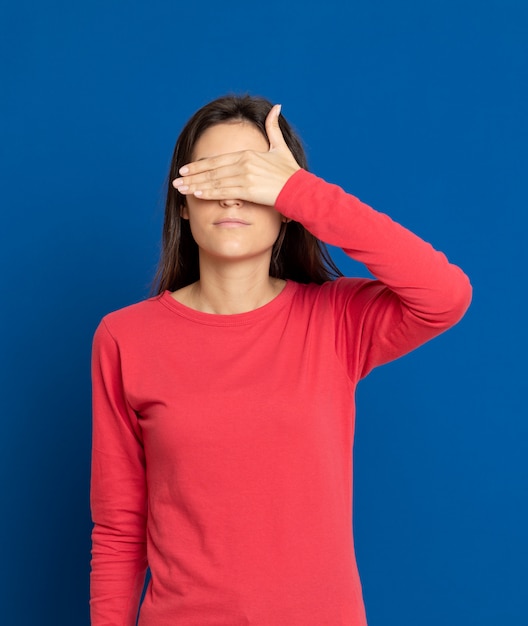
[179,151,243,176]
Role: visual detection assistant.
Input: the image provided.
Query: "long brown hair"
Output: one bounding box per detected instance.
[153,94,343,294]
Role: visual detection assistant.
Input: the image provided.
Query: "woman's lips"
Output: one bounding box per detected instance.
[213,218,251,227]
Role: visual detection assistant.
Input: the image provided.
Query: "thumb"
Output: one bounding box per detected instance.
[265,104,287,151]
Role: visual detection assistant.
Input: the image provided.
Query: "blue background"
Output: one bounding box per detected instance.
[1,1,526,624]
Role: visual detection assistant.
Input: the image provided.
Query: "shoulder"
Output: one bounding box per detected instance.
[95,293,166,343]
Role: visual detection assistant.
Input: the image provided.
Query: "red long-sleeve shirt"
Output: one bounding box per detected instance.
[90,169,472,625]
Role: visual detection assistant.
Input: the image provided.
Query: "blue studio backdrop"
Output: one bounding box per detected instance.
[1,1,526,624]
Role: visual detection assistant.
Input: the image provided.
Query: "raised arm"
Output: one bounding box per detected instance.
[275,169,472,378]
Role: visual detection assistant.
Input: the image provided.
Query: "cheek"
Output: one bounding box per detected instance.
[182,198,211,222]
[267,211,284,236]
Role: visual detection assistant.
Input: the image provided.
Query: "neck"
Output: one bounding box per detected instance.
[190,257,285,314]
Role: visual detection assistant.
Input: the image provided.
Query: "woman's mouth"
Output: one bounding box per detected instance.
[213,218,251,227]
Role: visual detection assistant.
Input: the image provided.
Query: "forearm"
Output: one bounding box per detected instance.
[275,169,472,328]
[90,524,148,626]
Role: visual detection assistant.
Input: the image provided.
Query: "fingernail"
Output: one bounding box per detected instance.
[194,190,203,197]
[276,104,282,116]
[179,166,189,175]
[173,178,183,187]
[178,185,189,192]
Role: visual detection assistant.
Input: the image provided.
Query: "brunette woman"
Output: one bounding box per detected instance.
[90,94,472,626]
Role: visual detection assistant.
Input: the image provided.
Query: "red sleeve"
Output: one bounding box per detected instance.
[275,169,472,379]
[90,320,148,626]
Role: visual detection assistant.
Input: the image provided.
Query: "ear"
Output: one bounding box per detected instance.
[180,203,189,220]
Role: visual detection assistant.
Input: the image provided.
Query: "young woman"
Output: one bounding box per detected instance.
[90,95,472,626]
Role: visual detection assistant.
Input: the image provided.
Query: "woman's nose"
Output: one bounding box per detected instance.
[219,199,243,208]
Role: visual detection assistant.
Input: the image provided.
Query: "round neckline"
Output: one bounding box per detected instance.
[158,280,297,326]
